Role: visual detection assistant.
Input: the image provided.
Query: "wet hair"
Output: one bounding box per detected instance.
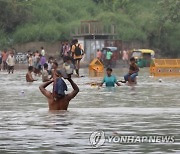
[106,67,112,72]
[53,62,58,67]
[44,63,48,69]
[130,57,135,62]
[28,66,33,71]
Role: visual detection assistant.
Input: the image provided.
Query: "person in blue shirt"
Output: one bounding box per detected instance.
[100,68,121,87]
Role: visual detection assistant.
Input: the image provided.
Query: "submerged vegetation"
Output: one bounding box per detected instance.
[0,0,179,56]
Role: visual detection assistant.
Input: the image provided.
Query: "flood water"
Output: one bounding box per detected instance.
[0,68,179,153]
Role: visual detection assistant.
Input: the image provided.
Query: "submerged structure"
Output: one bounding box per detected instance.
[71,20,116,62]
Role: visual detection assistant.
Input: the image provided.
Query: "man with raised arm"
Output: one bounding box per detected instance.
[39,74,79,111]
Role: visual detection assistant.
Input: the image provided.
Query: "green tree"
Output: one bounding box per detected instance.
[0,0,31,32]
[0,0,179,57]
[155,0,180,56]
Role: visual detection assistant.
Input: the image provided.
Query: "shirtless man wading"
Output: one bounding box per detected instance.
[39,77,79,111]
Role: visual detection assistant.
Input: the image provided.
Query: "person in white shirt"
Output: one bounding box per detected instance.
[122,50,129,65]
[32,52,36,67]
[41,47,45,56]
[28,53,33,66]
[47,57,53,75]
[6,52,15,74]
[63,56,74,77]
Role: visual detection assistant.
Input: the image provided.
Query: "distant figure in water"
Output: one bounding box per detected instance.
[26,66,37,82]
[42,63,50,82]
[100,68,121,87]
[39,71,79,111]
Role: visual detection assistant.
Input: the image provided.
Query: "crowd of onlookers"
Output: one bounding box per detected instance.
[0,38,84,79]
[0,46,55,77]
[0,39,130,79]
[26,47,54,76]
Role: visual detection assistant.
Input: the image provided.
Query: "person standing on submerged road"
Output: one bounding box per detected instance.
[6,51,15,74]
[2,50,8,71]
[41,46,45,57]
[71,39,84,77]
[28,53,33,67]
[100,68,121,87]
[39,73,79,111]
[105,49,113,68]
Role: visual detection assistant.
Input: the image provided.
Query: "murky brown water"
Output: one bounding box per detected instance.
[0,68,179,153]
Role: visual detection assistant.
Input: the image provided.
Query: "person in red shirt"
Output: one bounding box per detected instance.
[96,49,102,62]
[2,50,8,70]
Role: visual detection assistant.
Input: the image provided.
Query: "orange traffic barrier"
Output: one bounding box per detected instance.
[150,59,180,76]
[89,58,104,77]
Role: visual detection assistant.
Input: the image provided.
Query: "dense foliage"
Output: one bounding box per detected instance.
[0,0,179,56]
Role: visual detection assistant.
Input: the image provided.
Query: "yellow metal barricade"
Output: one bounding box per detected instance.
[89,58,104,77]
[150,59,180,76]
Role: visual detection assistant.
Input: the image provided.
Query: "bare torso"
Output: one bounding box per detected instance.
[26,72,33,82]
[39,79,79,111]
[47,93,72,110]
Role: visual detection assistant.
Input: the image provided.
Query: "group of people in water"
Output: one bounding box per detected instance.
[26,53,139,111]
[25,39,84,110]
[1,39,139,111]
[99,57,139,87]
